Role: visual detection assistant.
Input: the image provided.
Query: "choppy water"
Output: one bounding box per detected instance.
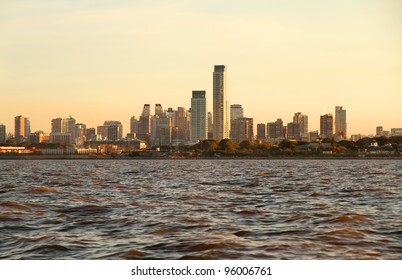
[0,159,401,259]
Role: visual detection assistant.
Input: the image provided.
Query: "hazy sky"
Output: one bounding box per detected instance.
[1,0,401,136]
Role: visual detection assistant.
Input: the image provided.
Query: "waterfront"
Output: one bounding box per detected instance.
[0,159,401,259]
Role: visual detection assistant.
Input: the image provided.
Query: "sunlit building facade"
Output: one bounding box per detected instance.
[213,65,229,140]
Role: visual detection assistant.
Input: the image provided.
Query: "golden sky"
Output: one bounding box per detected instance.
[1,0,401,136]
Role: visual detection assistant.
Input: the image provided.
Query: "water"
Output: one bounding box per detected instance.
[0,159,401,259]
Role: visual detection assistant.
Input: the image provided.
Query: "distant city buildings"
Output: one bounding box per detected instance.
[320,114,334,139]
[213,65,229,140]
[256,123,266,141]
[267,118,284,142]
[14,115,30,144]
[191,90,208,143]
[231,117,254,143]
[335,106,347,141]
[0,124,6,144]
[3,68,400,149]
[130,116,139,136]
[391,128,402,136]
[292,112,308,141]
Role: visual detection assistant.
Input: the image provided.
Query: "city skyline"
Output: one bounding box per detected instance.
[1,1,401,135]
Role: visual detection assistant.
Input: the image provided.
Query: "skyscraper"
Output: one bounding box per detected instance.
[14,115,26,144]
[173,107,191,143]
[231,117,254,142]
[335,106,347,140]
[230,104,243,121]
[213,65,229,140]
[256,123,266,141]
[320,114,334,139]
[0,124,6,144]
[155,104,163,116]
[130,116,139,135]
[191,91,207,142]
[293,112,308,141]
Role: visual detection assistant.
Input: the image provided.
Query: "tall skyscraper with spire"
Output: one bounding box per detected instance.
[213,65,229,140]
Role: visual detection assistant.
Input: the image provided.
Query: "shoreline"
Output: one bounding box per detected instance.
[0,154,400,160]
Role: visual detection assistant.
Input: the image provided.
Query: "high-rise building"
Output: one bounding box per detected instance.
[152,112,172,146]
[207,112,213,139]
[213,65,229,140]
[293,112,308,141]
[230,104,244,140]
[51,118,62,133]
[230,104,243,121]
[86,128,96,141]
[335,106,347,140]
[309,131,319,142]
[130,116,139,135]
[29,131,45,144]
[24,118,31,139]
[155,104,163,116]
[256,123,266,140]
[103,121,123,140]
[142,104,151,117]
[376,126,383,137]
[173,107,191,143]
[0,124,6,144]
[231,117,254,143]
[14,115,26,144]
[191,91,207,142]
[75,123,86,145]
[287,122,300,140]
[267,118,284,142]
[320,114,334,139]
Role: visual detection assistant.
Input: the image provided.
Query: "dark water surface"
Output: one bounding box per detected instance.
[1,159,401,259]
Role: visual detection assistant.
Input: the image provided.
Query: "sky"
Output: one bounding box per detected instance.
[1,0,401,136]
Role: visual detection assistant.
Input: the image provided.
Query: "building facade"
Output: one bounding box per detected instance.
[0,124,6,144]
[320,114,334,139]
[256,123,266,141]
[191,91,208,142]
[213,65,229,140]
[335,106,347,140]
[293,112,308,141]
[231,117,254,143]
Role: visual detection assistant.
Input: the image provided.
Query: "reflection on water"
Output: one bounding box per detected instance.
[0,159,401,259]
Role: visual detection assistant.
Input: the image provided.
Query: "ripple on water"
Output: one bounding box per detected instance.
[0,159,401,259]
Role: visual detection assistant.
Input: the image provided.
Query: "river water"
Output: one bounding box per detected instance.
[0,159,401,259]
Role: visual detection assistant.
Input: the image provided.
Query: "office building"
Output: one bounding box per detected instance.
[191,91,207,142]
[335,106,347,140]
[86,128,96,141]
[376,126,383,137]
[287,122,300,140]
[152,112,172,146]
[256,123,266,140]
[15,115,30,144]
[172,107,191,143]
[0,124,6,143]
[293,112,308,141]
[130,117,139,135]
[231,117,253,143]
[230,104,243,121]
[267,118,284,142]
[213,65,229,140]
[320,114,334,139]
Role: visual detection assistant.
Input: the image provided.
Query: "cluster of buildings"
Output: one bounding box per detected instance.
[1,65,401,151]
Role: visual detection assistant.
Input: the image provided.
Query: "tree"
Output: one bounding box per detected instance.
[200,140,219,152]
[239,140,253,150]
[219,139,237,151]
